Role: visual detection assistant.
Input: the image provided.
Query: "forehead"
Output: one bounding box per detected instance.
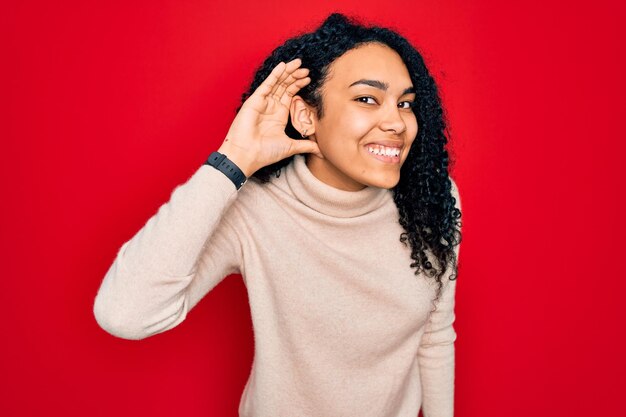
[324,43,412,89]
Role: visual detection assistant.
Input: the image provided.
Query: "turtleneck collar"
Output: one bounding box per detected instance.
[282,154,391,218]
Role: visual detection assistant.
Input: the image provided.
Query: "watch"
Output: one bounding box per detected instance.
[204,151,247,190]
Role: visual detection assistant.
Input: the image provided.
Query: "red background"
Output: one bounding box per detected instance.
[3,0,625,416]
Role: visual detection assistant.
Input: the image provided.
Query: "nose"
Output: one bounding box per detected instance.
[379,102,407,135]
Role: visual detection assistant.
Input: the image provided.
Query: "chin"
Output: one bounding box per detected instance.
[364,174,400,190]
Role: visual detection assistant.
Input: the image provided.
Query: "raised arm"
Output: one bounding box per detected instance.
[92,166,242,340]
[93,58,320,340]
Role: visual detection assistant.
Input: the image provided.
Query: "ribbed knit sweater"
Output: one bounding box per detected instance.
[93,154,461,417]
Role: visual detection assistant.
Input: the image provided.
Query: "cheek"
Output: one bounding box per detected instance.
[335,110,377,142]
[318,110,374,149]
[408,114,419,137]
[403,117,419,156]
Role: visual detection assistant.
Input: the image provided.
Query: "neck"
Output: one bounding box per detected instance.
[284,155,390,218]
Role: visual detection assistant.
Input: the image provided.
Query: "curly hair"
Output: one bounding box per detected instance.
[236,13,462,307]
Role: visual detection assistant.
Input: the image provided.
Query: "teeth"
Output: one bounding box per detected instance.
[367,145,401,157]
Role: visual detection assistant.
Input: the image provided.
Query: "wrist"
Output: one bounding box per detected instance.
[217,141,256,177]
[205,151,248,190]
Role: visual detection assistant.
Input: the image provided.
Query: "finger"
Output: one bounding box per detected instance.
[280,77,311,107]
[288,138,324,159]
[268,66,291,97]
[254,61,287,98]
[269,59,303,97]
[285,57,303,71]
[273,68,309,100]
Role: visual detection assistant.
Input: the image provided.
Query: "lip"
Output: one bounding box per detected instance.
[364,140,404,148]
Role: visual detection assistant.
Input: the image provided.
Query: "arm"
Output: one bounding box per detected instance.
[94,57,320,340]
[418,178,462,417]
[93,164,242,340]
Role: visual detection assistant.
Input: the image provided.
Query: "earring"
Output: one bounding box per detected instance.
[301,129,308,139]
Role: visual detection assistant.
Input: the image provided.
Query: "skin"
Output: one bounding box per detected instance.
[292,42,418,191]
[218,42,417,192]
[218,59,319,176]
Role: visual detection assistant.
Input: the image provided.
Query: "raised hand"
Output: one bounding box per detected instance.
[218,58,322,177]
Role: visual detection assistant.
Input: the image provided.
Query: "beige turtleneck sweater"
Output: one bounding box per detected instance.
[93,154,461,417]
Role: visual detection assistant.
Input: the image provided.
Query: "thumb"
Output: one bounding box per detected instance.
[290,139,324,159]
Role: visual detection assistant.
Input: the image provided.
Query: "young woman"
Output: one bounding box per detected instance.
[94,13,463,417]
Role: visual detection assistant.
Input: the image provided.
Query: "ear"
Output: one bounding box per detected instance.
[290,96,317,139]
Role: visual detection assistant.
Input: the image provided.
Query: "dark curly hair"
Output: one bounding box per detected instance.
[237,13,462,307]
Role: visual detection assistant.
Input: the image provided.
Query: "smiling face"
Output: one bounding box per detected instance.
[296,42,419,191]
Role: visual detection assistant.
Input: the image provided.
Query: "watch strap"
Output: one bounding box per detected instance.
[204,151,247,190]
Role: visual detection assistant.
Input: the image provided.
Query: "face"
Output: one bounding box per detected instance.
[304,42,418,191]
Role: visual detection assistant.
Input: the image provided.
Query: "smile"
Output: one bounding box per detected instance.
[366,144,401,163]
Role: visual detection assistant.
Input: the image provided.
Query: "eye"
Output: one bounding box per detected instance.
[398,101,416,109]
[355,96,377,105]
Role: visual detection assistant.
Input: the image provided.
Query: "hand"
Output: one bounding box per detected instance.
[218,58,322,177]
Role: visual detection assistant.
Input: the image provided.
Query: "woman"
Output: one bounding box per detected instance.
[94,12,463,417]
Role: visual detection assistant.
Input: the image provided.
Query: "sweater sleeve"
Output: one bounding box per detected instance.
[417,178,462,417]
[93,164,243,340]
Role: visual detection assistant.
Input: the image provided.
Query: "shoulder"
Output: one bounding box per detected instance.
[449,177,461,211]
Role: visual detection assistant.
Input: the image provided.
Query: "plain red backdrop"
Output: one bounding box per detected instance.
[2,0,625,416]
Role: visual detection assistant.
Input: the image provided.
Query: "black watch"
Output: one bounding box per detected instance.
[204,151,247,190]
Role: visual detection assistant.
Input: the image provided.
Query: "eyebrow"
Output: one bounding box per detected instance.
[349,79,416,95]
